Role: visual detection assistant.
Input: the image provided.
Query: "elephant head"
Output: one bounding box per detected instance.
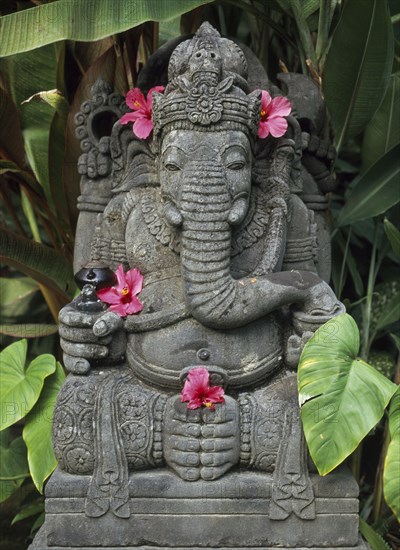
[150,23,343,330]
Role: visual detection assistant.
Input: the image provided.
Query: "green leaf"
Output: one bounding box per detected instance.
[0,340,56,430]
[298,314,397,475]
[23,362,65,493]
[276,0,319,18]
[0,277,39,320]
[11,500,44,525]
[323,0,394,151]
[384,387,400,521]
[384,217,400,259]
[375,297,400,332]
[0,0,214,57]
[1,44,64,207]
[390,332,400,351]
[22,89,69,119]
[362,74,400,171]
[336,145,400,227]
[0,160,21,175]
[0,226,74,299]
[359,518,392,550]
[0,324,58,338]
[0,84,25,167]
[0,431,29,503]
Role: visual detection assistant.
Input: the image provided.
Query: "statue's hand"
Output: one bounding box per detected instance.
[302,280,344,318]
[163,395,240,481]
[285,331,313,369]
[58,305,126,374]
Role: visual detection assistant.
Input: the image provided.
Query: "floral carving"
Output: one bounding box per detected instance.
[120,421,148,451]
[187,84,223,125]
[65,446,94,474]
[53,408,75,443]
[118,391,148,420]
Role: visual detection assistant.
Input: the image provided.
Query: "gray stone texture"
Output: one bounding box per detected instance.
[30,22,366,550]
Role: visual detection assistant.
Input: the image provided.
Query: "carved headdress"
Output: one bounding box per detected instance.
[152,23,261,138]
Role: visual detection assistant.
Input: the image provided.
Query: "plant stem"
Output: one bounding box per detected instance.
[316,0,331,63]
[361,222,379,360]
[290,0,318,68]
[371,422,390,523]
[0,473,30,481]
[338,227,352,299]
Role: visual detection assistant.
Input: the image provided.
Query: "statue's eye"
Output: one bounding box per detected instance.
[227,161,245,171]
[165,162,181,172]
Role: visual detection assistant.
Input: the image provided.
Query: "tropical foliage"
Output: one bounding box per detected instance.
[0,0,399,548]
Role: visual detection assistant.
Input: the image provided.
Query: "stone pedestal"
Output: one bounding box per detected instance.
[30,467,368,549]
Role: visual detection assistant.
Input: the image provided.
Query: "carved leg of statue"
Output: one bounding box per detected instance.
[269,405,315,520]
[53,368,166,519]
[163,394,240,481]
[241,373,315,520]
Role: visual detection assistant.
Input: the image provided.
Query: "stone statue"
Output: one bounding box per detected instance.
[30,23,367,550]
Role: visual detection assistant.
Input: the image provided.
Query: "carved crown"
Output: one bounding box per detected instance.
[152,23,261,137]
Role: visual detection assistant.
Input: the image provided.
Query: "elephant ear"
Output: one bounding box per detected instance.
[110,123,157,193]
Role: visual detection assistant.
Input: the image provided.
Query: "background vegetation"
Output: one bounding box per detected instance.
[0,0,399,548]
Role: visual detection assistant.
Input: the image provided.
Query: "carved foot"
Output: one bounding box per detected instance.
[163,395,240,481]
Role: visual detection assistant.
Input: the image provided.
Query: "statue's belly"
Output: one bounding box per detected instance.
[127,315,283,391]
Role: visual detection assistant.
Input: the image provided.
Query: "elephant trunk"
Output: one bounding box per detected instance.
[180,163,339,330]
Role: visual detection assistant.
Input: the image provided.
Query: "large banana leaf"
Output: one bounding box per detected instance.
[0,227,74,299]
[336,144,400,227]
[298,314,397,475]
[0,0,214,57]
[0,85,25,167]
[323,0,394,151]
[1,44,64,209]
[384,387,400,521]
[23,362,65,493]
[0,340,56,431]
[362,74,400,171]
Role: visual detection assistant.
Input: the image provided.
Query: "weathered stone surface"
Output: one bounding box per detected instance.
[30,21,365,550]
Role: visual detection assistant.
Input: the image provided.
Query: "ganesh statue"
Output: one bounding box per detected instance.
[30,23,368,550]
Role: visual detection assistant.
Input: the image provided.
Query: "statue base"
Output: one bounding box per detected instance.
[29,467,367,549]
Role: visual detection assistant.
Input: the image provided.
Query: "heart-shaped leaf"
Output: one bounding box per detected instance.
[298,314,397,475]
[23,362,65,493]
[384,387,400,521]
[0,340,56,430]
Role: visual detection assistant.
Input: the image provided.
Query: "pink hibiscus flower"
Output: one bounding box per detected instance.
[97,265,144,317]
[181,367,225,411]
[119,86,165,139]
[258,90,292,139]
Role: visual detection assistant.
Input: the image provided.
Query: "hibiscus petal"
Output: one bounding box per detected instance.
[260,90,272,111]
[125,296,144,315]
[147,86,165,109]
[187,399,204,410]
[109,302,128,317]
[125,268,144,296]
[206,386,225,403]
[114,265,128,292]
[270,96,291,117]
[133,118,153,139]
[125,88,147,111]
[97,287,122,305]
[187,367,210,394]
[268,116,288,138]
[257,121,270,139]
[119,112,139,125]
